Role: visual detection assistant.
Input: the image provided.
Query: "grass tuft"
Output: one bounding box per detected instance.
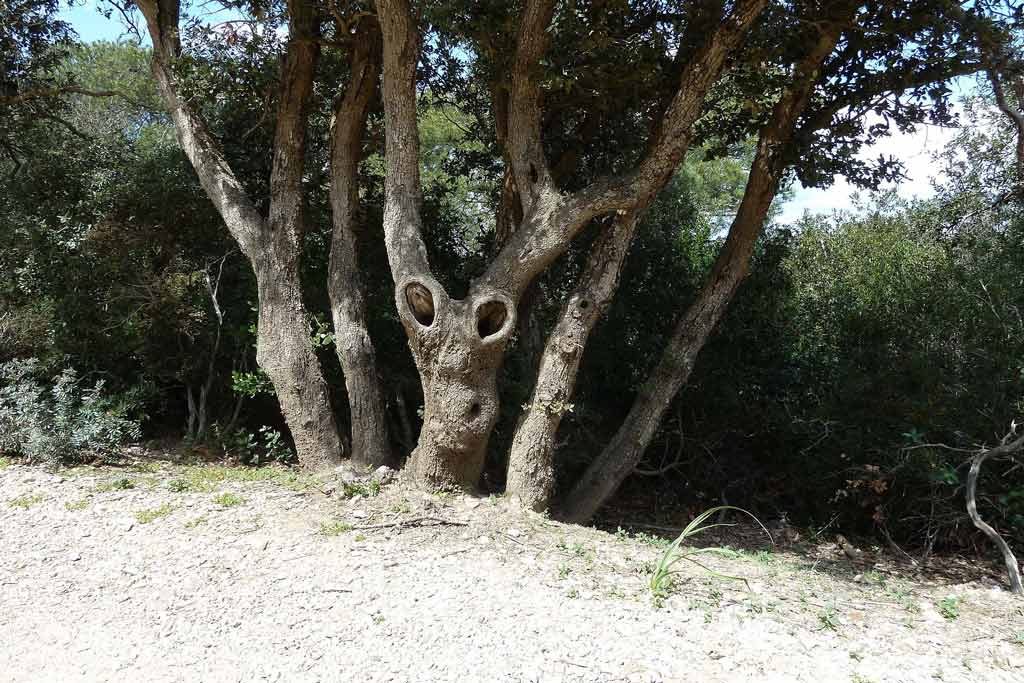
[319,520,354,536]
[649,505,770,598]
[9,493,44,509]
[134,503,173,524]
[213,491,245,507]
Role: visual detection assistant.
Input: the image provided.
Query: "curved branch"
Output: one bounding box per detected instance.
[967,428,1024,595]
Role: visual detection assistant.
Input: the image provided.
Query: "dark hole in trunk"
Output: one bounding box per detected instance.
[468,402,481,418]
[476,300,508,339]
[405,283,435,327]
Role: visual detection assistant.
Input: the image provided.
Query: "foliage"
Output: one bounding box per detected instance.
[0,359,141,465]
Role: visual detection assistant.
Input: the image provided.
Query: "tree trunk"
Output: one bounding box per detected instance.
[328,16,392,468]
[558,21,848,523]
[374,0,767,491]
[255,260,344,470]
[398,276,517,490]
[506,212,640,510]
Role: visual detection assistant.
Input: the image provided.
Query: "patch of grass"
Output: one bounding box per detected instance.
[341,480,381,498]
[557,564,571,580]
[1011,631,1024,647]
[884,582,919,613]
[615,528,671,548]
[184,515,208,529]
[0,456,12,469]
[129,461,161,474]
[171,464,314,494]
[213,492,244,507]
[64,498,90,511]
[819,605,840,631]
[389,501,412,514]
[566,588,580,599]
[134,503,173,524]
[9,493,44,509]
[167,479,191,493]
[94,477,135,493]
[354,533,366,542]
[319,520,353,536]
[937,596,960,620]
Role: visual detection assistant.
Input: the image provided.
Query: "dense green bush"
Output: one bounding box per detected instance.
[0,359,142,464]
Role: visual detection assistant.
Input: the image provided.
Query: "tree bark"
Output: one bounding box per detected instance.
[328,15,392,468]
[136,0,344,470]
[559,21,848,523]
[377,0,519,489]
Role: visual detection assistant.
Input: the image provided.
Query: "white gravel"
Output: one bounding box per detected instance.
[1,461,1022,682]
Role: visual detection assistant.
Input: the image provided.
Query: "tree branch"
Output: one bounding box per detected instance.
[480,0,769,297]
[506,0,558,211]
[0,85,147,109]
[266,0,322,254]
[134,0,265,258]
[966,425,1024,594]
[375,0,432,282]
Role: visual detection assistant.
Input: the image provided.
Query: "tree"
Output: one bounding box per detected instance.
[373,0,1005,515]
[377,0,769,491]
[126,0,391,469]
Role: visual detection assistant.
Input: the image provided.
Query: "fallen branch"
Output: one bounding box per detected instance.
[354,516,468,531]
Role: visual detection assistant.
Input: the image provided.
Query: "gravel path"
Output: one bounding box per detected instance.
[1,460,1022,682]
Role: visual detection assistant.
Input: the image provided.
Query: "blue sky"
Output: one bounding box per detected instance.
[61,1,139,43]
[61,1,967,224]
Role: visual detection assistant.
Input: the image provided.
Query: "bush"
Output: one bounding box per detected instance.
[0,359,142,464]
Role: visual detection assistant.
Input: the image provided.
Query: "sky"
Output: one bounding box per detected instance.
[61,1,971,224]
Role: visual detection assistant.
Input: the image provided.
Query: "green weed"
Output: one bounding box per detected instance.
[93,477,135,492]
[649,505,769,596]
[938,596,960,620]
[9,493,44,509]
[319,520,353,536]
[213,492,244,507]
[64,498,90,511]
[134,503,173,524]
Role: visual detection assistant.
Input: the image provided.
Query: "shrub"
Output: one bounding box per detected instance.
[0,359,141,465]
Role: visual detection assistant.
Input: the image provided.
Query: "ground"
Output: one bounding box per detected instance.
[1,453,1022,682]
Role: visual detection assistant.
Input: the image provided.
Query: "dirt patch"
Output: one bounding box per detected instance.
[1,458,1022,682]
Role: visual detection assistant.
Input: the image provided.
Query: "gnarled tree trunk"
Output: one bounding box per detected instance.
[398,277,516,489]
